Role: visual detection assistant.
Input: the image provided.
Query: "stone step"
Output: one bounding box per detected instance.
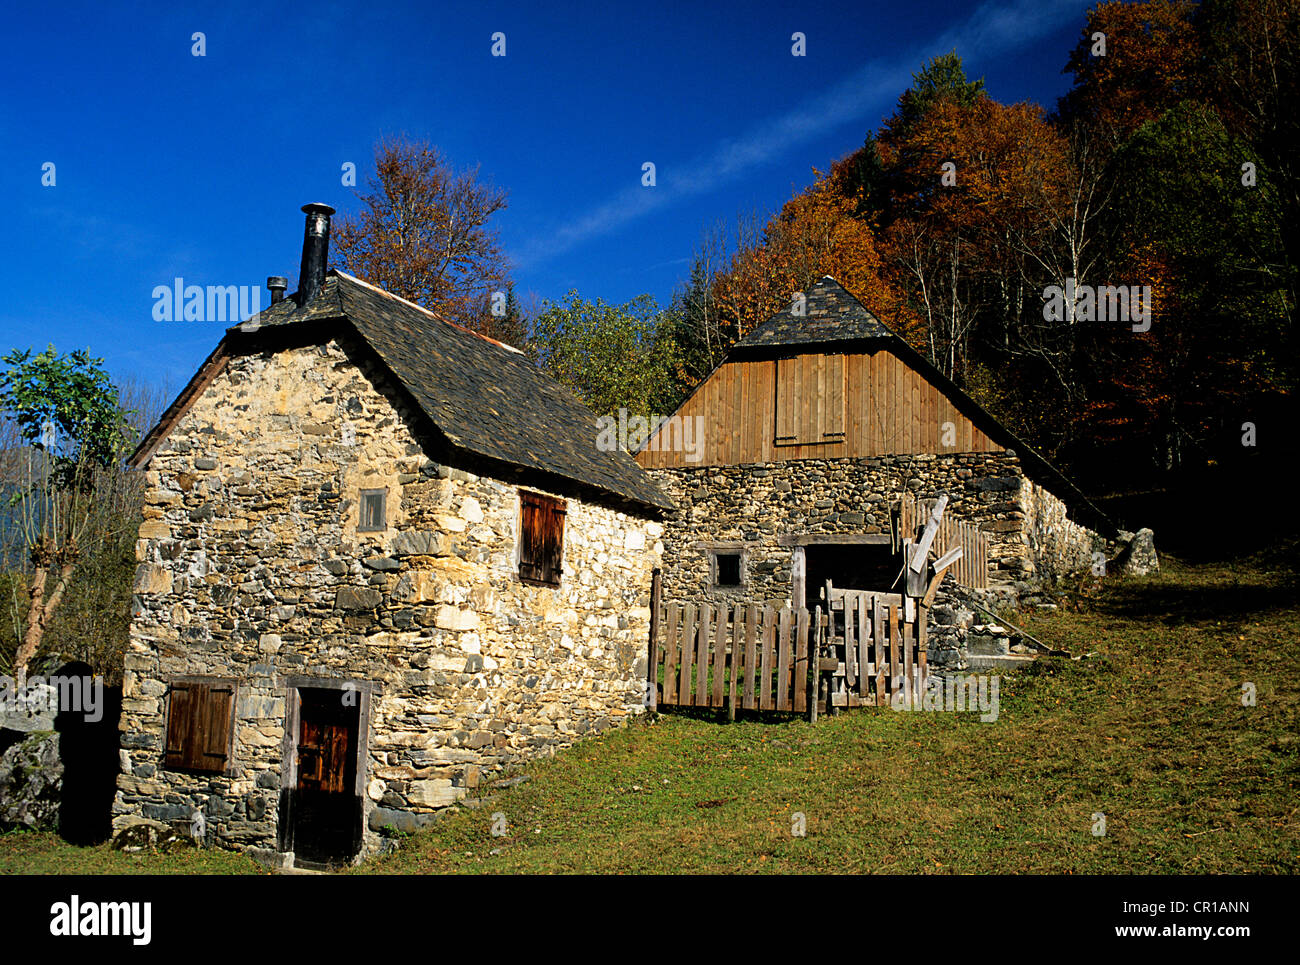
[967,634,1011,656]
[963,653,1038,672]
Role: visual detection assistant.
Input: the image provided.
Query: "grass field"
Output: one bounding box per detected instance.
[3,546,1296,874]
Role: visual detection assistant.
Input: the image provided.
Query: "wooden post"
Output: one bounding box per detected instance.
[647,568,662,711]
[791,546,806,611]
[810,607,821,724]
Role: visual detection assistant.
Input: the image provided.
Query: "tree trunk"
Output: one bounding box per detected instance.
[13,562,74,674]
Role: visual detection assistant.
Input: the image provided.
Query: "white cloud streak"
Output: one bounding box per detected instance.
[514,0,1082,268]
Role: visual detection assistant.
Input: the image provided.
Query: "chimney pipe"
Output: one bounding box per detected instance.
[267,276,288,304]
[297,202,336,306]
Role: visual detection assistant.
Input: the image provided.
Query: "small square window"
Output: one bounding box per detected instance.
[358,489,386,531]
[713,552,742,588]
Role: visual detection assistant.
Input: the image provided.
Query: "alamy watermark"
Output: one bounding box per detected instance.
[152,277,261,322]
[596,408,705,463]
[1042,277,1151,332]
[889,673,1000,722]
[0,670,104,722]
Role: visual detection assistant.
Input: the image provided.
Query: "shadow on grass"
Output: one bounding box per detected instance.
[1089,577,1300,626]
[1083,538,1300,626]
[653,706,809,726]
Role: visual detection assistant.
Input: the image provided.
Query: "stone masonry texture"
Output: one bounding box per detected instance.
[646,453,1107,665]
[113,338,662,862]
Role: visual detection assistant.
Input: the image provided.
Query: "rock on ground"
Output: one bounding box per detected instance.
[0,730,63,830]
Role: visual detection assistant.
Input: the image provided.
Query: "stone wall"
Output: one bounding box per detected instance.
[1019,478,1106,585]
[646,453,1108,664]
[113,337,661,863]
[647,452,1046,607]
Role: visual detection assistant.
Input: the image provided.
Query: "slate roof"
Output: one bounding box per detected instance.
[135,270,672,515]
[734,276,893,349]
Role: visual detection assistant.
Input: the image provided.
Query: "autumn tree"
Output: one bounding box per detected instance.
[333,136,511,333]
[1056,0,1202,149]
[872,58,1050,385]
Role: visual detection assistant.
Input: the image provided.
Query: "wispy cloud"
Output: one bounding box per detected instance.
[513,0,1081,268]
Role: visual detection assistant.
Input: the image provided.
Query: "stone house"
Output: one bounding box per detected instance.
[113,204,672,867]
[635,277,1139,667]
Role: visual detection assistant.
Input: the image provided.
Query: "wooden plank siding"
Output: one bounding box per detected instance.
[636,348,998,468]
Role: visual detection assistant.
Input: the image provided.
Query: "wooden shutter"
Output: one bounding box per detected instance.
[820,354,845,439]
[775,354,845,445]
[519,491,566,587]
[164,678,236,774]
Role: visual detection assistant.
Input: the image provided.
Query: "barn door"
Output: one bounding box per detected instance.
[284,688,362,866]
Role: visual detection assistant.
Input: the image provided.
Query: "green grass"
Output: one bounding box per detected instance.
[357,548,1299,874]
[0,828,265,874]
[3,546,1296,874]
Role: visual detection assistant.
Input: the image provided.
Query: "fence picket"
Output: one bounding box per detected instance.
[679,604,696,707]
[776,608,792,709]
[873,596,885,707]
[744,604,758,710]
[663,604,679,705]
[794,607,809,714]
[713,606,729,708]
[759,606,774,710]
[728,605,741,721]
[856,594,869,698]
[844,595,857,692]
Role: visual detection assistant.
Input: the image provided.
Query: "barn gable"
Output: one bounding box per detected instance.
[637,276,1109,535]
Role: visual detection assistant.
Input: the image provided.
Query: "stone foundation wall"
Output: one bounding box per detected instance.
[647,453,1106,664]
[647,453,1042,608]
[1020,478,1106,584]
[114,338,661,862]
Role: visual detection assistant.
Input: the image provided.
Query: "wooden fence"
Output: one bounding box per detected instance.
[821,587,926,709]
[651,602,816,715]
[896,494,989,589]
[648,582,928,718]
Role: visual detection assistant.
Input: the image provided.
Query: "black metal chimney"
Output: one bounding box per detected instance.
[297,202,335,305]
[267,276,288,304]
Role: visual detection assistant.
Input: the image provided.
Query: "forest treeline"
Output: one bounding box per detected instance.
[520,0,1295,495]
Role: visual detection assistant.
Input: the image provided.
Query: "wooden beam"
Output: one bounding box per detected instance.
[778,533,893,547]
[910,494,949,573]
[964,598,1069,656]
[934,545,963,573]
[921,561,956,608]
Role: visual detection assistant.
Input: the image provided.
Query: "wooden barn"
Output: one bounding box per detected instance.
[636,276,1128,682]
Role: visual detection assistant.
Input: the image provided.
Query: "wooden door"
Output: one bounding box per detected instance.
[297,718,352,794]
[287,689,361,866]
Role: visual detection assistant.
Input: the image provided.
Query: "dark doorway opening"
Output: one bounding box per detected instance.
[802,542,899,609]
[278,687,362,867]
[55,661,122,845]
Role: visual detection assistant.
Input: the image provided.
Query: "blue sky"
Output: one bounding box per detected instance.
[0,0,1096,398]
